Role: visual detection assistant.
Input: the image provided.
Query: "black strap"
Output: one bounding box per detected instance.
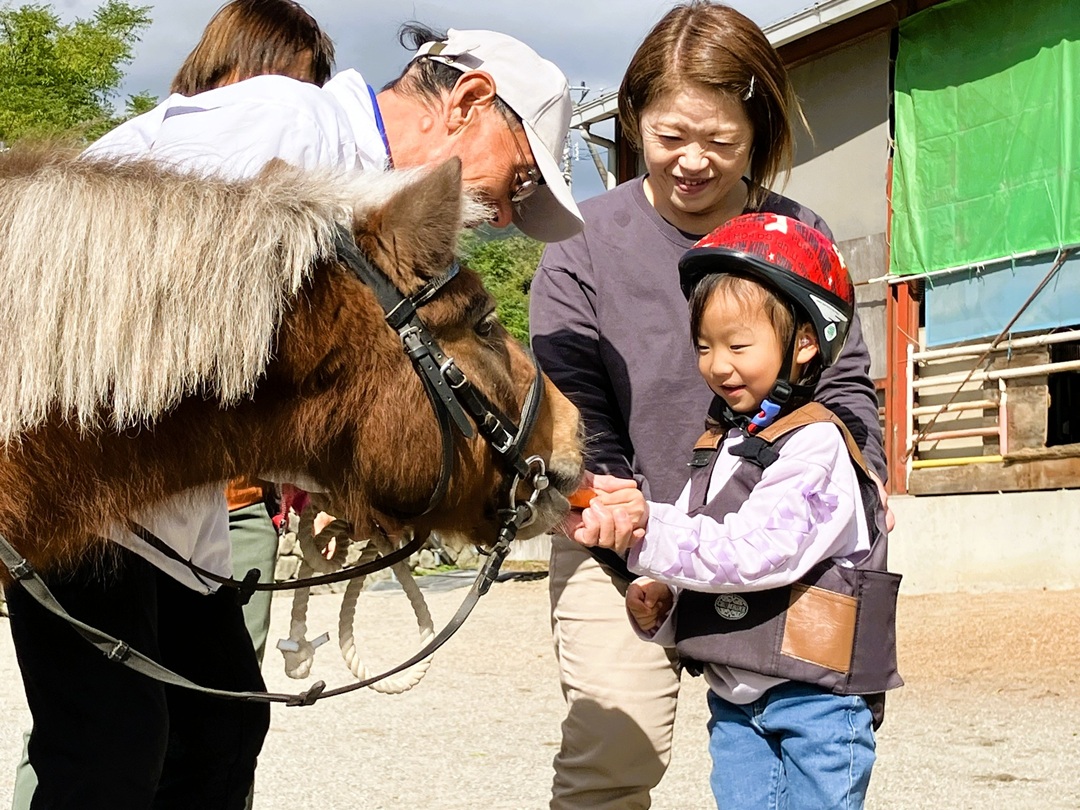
[127,521,425,596]
[333,228,474,440]
[587,546,634,582]
[0,529,514,706]
[442,356,544,480]
[729,436,781,469]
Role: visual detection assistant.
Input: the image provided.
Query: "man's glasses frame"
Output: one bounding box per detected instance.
[507,126,544,207]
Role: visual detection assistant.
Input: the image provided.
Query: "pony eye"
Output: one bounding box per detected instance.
[475,314,499,337]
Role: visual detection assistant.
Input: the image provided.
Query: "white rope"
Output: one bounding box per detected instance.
[275,501,435,694]
[276,562,327,680]
[337,533,435,694]
[277,502,354,678]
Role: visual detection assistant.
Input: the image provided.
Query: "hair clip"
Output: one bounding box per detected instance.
[742,75,756,101]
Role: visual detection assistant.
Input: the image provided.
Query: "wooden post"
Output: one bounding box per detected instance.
[885,281,918,493]
[883,151,919,494]
[614,119,639,184]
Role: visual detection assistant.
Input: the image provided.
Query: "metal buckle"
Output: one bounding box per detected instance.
[504,455,548,529]
[440,358,467,389]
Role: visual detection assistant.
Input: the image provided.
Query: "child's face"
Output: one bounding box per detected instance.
[694,292,791,414]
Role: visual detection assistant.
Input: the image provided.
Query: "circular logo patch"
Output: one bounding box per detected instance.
[713,594,749,621]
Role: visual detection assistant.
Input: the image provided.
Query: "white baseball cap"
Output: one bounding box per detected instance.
[413,29,584,243]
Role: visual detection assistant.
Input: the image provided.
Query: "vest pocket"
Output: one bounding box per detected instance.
[780,583,858,673]
[846,569,904,693]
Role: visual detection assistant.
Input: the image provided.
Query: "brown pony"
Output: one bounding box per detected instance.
[0,145,583,577]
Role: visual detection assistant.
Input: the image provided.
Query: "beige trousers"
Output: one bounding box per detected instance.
[549,535,682,810]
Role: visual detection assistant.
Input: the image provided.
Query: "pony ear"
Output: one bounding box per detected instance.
[361,157,465,284]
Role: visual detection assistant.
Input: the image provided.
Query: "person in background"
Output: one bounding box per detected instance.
[7,12,582,809]
[529,3,890,808]
[10,5,334,808]
[172,0,337,673]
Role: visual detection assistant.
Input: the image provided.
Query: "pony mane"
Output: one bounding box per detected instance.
[0,149,463,442]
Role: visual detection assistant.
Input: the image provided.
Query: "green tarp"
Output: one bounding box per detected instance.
[890,0,1080,276]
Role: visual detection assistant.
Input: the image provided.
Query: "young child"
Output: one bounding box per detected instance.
[574,213,901,810]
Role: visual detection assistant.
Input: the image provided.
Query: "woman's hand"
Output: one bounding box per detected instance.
[569,474,648,554]
[868,472,896,532]
[626,577,673,633]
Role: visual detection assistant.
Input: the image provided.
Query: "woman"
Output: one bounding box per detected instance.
[172,0,335,673]
[529,3,888,808]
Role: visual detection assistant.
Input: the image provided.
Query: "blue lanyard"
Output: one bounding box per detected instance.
[367,84,393,168]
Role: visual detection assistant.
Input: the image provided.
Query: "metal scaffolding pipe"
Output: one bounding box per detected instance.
[911,455,1004,469]
[910,359,1080,390]
[914,329,1080,362]
[910,399,998,417]
[998,378,1009,455]
[914,426,1001,442]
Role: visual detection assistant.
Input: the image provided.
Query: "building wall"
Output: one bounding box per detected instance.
[782,32,892,377]
[889,489,1080,592]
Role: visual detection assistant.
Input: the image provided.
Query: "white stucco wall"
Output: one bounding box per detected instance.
[781,32,893,377]
[516,490,1080,594]
[889,489,1080,593]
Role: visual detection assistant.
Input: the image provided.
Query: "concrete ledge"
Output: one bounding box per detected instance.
[889,489,1080,594]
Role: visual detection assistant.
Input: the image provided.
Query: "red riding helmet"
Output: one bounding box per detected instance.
[679,213,855,368]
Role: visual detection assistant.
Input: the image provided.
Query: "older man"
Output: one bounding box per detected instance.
[89,24,582,240]
[7,23,580,810]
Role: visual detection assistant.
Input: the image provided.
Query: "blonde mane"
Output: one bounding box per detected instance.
[0,151,456,442]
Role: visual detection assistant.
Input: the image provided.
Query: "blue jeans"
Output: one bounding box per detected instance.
[706,682,875,810]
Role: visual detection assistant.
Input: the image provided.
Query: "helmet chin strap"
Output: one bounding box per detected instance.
[717,317,815,436]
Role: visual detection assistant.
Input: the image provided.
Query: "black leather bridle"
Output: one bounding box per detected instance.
[0,226,555,706]
[331,226,550,534]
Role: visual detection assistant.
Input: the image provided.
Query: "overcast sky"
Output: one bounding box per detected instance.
[49,0,810,201]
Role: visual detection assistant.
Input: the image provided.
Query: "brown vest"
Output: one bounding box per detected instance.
[673,403,902,726]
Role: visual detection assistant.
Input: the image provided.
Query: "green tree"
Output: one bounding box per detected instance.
[460,228,545,344]
[0,1,153,144]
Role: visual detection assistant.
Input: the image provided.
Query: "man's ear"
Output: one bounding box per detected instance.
[445,71,498,131]
[794,324,820,366]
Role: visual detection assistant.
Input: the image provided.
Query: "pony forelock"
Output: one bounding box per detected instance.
[0,150,456,442]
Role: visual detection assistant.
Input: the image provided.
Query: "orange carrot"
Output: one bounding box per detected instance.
[568,487,597,510]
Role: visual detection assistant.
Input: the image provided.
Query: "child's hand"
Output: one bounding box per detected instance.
[571,475,648,554]
[626,577,673,633]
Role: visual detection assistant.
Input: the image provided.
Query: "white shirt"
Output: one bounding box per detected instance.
[628,421,872,703]
[89,69,389,591]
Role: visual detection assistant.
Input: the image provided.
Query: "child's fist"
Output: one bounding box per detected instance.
[626,577,673,633]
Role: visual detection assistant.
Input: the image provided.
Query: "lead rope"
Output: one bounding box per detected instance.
[338,531,435,694]
[277,501,435,693]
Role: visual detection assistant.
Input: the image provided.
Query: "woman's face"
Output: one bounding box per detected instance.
[639,84,754,235]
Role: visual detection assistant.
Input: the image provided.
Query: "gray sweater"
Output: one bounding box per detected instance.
[530,177,885,504]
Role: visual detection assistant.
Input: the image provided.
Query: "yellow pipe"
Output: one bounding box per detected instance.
[911,455,1004,469]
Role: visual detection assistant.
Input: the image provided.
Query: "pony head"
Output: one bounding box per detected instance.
[0,147,582,570]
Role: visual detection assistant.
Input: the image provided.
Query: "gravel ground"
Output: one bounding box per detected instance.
[2,579,1079,809]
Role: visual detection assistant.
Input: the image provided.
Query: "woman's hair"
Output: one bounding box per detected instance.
[385,22,517,124]
[171,0,334,95]
[618,1,801,207]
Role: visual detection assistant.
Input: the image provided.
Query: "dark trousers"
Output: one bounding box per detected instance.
[6,546,270,810]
